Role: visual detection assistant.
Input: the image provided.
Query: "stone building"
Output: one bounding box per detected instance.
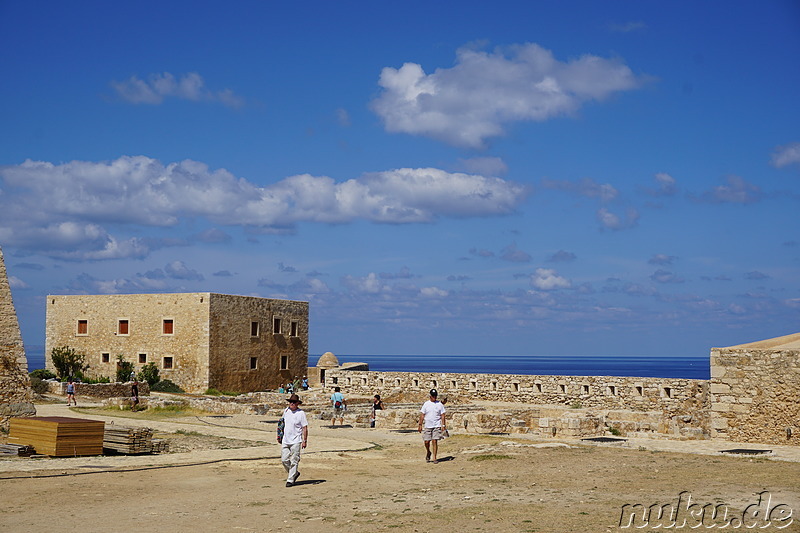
[0,246,36,430]
[307,351,369,386]
[45,293,308,394]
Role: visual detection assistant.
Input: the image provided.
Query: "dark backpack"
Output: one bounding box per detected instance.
[277,410,287,441]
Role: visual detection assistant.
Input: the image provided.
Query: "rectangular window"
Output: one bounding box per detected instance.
[250,321,260,337]
[138,353,147,364]
[559,384,566,394]
[163,356,173,369]
[290,321,299,337]
[163,319,174,335]
[582,385,590,394]
[250,357,258,370]
[662,387,673,399]
[118,319,129,335]
[535,383,543,393]
[280,355,288,370]
[77,319,88,335]
[273,317,282,334]
[101,353,110,363]
[635,386,644,397]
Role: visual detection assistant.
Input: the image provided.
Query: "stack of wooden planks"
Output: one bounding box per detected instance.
[104,425,169,454]
[8,417,105,456]
[0,443,35,456]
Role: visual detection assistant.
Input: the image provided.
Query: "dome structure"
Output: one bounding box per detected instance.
[317,351,340,369]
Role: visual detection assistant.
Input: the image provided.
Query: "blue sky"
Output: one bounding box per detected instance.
[1,1,799,358]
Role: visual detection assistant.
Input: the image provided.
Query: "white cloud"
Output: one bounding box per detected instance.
[596,207,640,230]
[770,142,800,168]
[111,72,244,108]
[420,286,448,298]
[8,276,29,289]
[0,157,528,259]
[370,42,645,148]
[643,172,677,197]
[700,175,761,204]
[456,157,508,176]
[530,268,571,290]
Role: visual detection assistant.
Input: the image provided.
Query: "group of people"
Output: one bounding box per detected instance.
[278,377,309,394]
[277,387,447,487]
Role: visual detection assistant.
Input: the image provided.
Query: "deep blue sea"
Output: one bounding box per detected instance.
[315,353,710,380]
[25,345,710,380]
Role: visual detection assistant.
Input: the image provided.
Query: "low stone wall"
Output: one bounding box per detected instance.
[47,381,150,398]
[325,370,708,438]
[709,348,799,445]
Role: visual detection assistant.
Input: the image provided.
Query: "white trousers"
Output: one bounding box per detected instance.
[281,442,302,482]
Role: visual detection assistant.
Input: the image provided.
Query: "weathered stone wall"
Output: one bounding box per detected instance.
[0,246,36,430]
[47,380,151,399]
[325,369,708,438]
[708,348,799,445]
[45,292,309,395]
[46,293,212,392]
[208,294,308,393]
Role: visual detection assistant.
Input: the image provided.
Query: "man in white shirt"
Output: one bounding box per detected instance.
[418,389,446,464]
[279,393,308,487]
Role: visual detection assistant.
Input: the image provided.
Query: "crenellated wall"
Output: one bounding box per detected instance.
[324,369,709,438]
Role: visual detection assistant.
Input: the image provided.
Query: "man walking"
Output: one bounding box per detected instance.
[330,386,346,426]
[418,389,446,464]
[279,393,308,487]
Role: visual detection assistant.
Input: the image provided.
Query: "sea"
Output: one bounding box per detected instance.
[25,346,710,380]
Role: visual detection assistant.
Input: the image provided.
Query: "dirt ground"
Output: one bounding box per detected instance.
[1,401,799,533]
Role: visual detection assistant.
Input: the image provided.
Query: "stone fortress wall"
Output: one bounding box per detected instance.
[709,337,800,445]
[0,246,36,430]
[324,341,798,446]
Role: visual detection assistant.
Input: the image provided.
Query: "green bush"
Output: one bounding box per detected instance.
[137,362,160,386]
[116,355,135,383]
[50,346,88,380]
[83,375,111,384]
[30,368,56,380]
[150,379,184,393]
[29,377,49,394]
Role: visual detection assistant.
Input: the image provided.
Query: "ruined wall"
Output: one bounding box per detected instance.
[208,294,308,393]
[45,293,211,392]
[48,380,150,398]
[325,369,708,437]
[709,348,799,445]
[0,246,36,430]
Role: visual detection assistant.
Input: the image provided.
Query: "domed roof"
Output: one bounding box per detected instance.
[317,351,340,368]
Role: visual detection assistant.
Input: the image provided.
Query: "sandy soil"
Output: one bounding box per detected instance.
[1,406,799,532]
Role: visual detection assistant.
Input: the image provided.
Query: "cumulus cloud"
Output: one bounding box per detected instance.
[111,72,244,108]
[530,268,571,290]
[643,172,677,197]
[164,260,204,281]
[597,207,640,230]
[370,42,646,148]
[699,175,761,204]
[770,142,800,168]
[0,157,528,259]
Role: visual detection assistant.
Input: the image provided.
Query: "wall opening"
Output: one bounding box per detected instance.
[163,356,173,369]
[163,319,174,335]
[250,357,258,370]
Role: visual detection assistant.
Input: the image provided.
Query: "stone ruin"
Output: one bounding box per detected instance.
[0,245,36,431]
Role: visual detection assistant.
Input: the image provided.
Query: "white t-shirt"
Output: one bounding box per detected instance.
[420,400,446,428]
[282,407,308,445]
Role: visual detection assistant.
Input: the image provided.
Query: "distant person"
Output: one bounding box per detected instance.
[418,389,446,463]
[131,380,139,412]
[65,379,77,406]
[278,383,286,394]
[279,393,308,487]
[287,381,294,394]
[330,386,346,426]
[129,371,136,382]
[370,394,384,428]
[301,376,309,391]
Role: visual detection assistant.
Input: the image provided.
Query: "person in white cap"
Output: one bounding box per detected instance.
[418,389,446,464]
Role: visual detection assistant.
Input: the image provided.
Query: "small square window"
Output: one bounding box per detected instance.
[251,321,260,337]
[163,356,173,369]
[559,384,566,394]
[662,387,672,399]
[290,321,299,337]
[273,317,282,334]
[77,319,88,335]
[101,353,110,363]
[582,385,590,394]
[163,319,174,335]
[535,383,543,393]
[118,319,129,335]
[250,357,258,370]
[635,386,644,396]
[413,379,419,387]
[280,355,288,370]
[138,353,147,364]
